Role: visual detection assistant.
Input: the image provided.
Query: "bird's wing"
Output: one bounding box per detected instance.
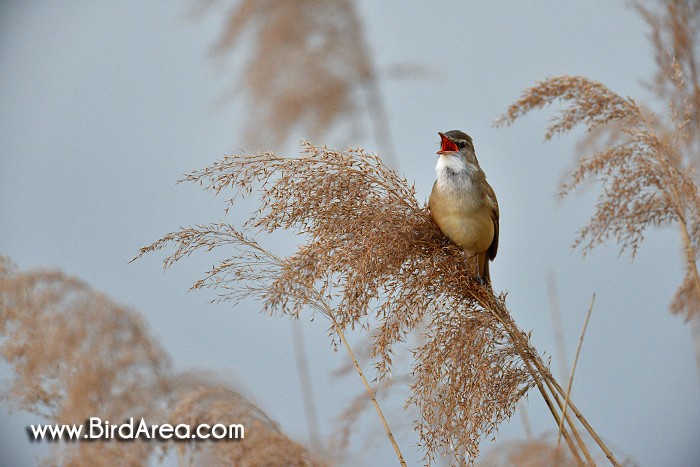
[486,182,499,260]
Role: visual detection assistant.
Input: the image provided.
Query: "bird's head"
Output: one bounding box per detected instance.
[436,130,479,173]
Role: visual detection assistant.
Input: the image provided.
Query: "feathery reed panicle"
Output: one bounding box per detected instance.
[636,0,700,157]
[410,295,534,463]
[481,430,633,467]
[135,142,539,463]
[481,434,578,467]
[0,257,170,466]
[0,257,326,466]
[482,430,639,467]
[497,75,639,140]
[165,373,326,466]
[200,0,383,150]
[497,72,700,320]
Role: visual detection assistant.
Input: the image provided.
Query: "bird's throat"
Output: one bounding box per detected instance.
[435,154,473,189]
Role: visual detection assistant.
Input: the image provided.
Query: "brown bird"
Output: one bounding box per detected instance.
[429,130,499,285]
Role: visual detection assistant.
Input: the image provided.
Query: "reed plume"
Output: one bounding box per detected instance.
[135,142,616,464]
[0,257,323,466]
[164,373,327,466]
[480,430,637,467]
[497,70,700,321]
[0,257,170,466]
[636,0,700,160]
[198,0,393,157]
[496,1,700,324]
[481,433,577,467]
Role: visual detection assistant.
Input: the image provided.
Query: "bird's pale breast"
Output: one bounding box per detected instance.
[429,184,494,254]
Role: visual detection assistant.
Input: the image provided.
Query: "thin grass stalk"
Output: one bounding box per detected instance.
[545,368,620,465]
[331,319,406,466]
[280,272,407,464]
[545,376,594,465]
[291,320,322,452]
[528,360,583,464]
[529,328,593,463]
[515,328,611,464]
[526,340,613,464]
[525,335,593,464]
[470,293,586,463]
[558,295,595,447]
[679,219,700,309]
[311,292,406,466]
[472,292,612,465]
[547,273,570,381]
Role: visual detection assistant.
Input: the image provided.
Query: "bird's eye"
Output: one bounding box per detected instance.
[458,141,467,149]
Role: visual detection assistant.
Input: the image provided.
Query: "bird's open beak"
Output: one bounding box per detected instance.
[437,132,458,154]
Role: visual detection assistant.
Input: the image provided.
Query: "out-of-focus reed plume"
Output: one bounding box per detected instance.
[197,0,395,164]
[164,373,327,466]
[636,0,700,162]
[0,257,324,466]
[497,0,700,379]
[497,71,700,321]
[0,257,170,465]
[481,433,578,467]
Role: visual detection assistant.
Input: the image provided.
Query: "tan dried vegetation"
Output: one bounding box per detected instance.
[167,373,325,466]
[0,258,323,466]
[0,257,168,466]
[10,0,696,464]
[487,1,700,462]
[198,0,393,156]
[481,433,578,467]
[480,430,631,467]
[496,0,700,322]
[134,142,618,464]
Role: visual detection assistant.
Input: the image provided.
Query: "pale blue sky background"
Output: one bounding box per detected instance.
[1,1,699,465]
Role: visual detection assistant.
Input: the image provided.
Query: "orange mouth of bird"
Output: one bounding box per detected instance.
[438,132,458,154]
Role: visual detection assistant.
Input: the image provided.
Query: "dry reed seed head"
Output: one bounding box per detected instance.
[496,75,640,140]
[0,259,327,465]
[498,70,700,319]
[202,0,376,148]
[636,1,700,139]
[137,142,537,464]
[410,302,535,464]
[0,259,171,465]
[165,373,327,467]
[481,429,640,467]
[480,432,585,467]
